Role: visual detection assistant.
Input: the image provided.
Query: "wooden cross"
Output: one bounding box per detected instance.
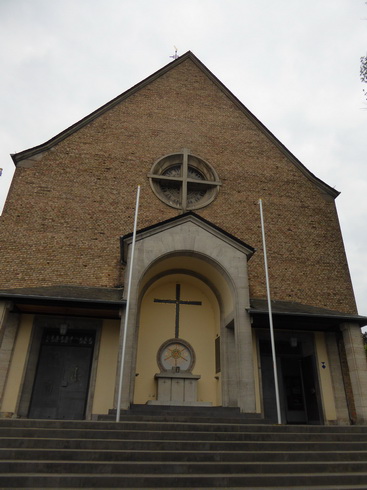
[154,283,202,338]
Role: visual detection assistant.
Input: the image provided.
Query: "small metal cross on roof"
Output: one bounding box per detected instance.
[154,283,202,338]
[169,46,179,60]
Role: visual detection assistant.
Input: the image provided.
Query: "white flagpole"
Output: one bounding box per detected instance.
[259,199,282,425]
[116,185,141,422]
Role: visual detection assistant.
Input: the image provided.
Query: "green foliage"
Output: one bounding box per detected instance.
[361,55,367,101]
[363,331,367,355]
[361,56,367,83]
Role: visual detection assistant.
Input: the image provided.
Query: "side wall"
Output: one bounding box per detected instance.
[1,314,33,414]
[314,332,338,423]
[92,319,119,415]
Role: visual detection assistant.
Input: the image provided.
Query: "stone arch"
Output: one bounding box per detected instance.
[117,214,255,412]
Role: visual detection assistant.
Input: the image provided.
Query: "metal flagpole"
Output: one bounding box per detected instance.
[116,185,141,422]
[259,199,282,425]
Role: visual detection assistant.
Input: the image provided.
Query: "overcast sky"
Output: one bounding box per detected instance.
[0,0,366,317]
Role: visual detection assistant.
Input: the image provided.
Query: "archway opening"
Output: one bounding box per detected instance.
[134,273,221,406]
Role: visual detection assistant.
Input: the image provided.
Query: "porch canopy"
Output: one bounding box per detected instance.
[0,286,125,319]
[247,299,367,331]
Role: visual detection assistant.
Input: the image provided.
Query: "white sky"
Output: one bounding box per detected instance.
[0,0,366,317]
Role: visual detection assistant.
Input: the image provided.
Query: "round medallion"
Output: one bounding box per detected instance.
[157,338,195,373]
[148,150,221,211]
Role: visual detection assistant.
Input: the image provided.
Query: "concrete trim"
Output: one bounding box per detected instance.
[121,212,255,264]
[116,218,255,413]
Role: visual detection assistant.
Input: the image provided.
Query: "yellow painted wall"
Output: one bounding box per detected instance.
[0,302,7,331]
[140,256,233,318]
[1,314,33,413]
[134,274,220,404]
[92,319,120,414]
[252,333,261,413]
[315,331,337,421]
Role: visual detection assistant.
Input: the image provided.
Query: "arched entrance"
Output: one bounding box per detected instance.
[118,213,255,412]
[134,273,220,405]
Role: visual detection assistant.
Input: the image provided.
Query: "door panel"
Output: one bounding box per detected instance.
[281,357,307,424]
[302,355,322,424]
[29,330,95,420]
[261,355,280,422]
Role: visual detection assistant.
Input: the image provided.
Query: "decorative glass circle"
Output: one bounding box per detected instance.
[157,338,195,372]
[148,150,221,211]
[160,165,182,206]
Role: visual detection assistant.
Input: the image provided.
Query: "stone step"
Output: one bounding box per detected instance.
[1,472,367,488]
[1,418,366,488]
[2,437,366,452]
[101,414,279,424]
[1,427,366,442]
[102,405,277,424]
[6,487,367,490]
[2,448,367,462]
[2,418,367,433]
[113,405,250,416]
[0,460,366,475]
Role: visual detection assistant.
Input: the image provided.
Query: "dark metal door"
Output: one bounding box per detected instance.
[282,356,322,424]
[281,357,307,424]
[302,355,322,424]
[261,354,280,422]
[29,330,95,420]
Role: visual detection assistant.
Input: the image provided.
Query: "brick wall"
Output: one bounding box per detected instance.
[0,58,357,313]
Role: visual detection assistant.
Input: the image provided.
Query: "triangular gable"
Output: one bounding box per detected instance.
[120,211,255,264]
[11,51,339,198]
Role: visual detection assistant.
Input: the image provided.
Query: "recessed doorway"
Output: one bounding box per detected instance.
[260,337,322,424]
[28,329,95,420]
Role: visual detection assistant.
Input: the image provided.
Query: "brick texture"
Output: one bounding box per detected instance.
[0,57,357,314]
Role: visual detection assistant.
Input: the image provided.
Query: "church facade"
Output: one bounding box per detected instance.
[0,52,366,424]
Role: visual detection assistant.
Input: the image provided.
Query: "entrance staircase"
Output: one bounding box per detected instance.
[0,406,367,488]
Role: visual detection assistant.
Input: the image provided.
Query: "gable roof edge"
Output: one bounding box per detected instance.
[184,53,339,199]
[120,211,255,264]
[11,54,196,165]
[11,51,339,199]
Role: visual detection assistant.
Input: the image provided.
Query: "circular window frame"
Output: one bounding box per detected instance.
[157,338,196,373]
[148,149,221,211]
